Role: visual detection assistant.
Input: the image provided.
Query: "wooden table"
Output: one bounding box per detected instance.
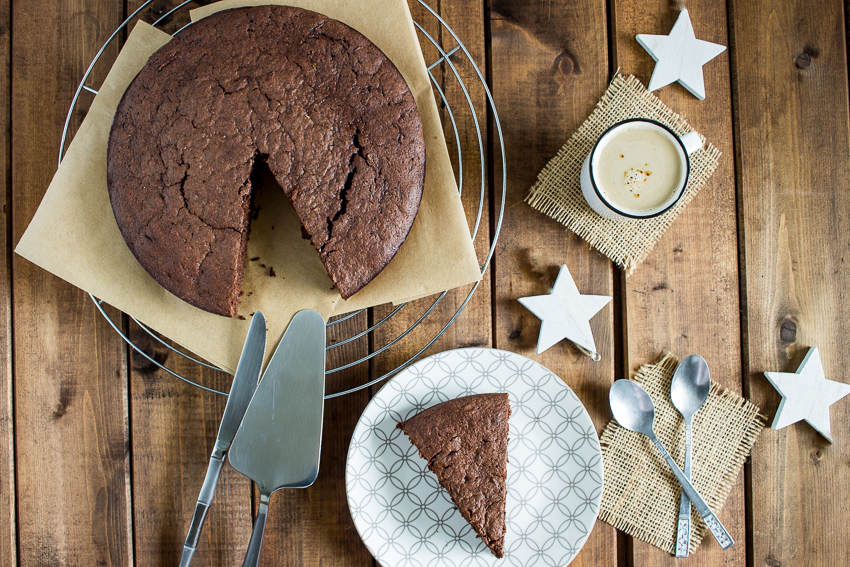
[4,0,849,565]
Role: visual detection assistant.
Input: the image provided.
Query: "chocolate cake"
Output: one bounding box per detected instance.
[397,393,510,558]
[108,5,425,316]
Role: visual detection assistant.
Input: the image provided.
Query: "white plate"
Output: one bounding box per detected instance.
[345,348,603,567]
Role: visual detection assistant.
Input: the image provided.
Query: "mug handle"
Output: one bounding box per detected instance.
[680,131,703,155]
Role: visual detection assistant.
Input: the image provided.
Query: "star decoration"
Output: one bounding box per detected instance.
[764,347,850,442]
[518,264,611,357]
[636,9,726,100]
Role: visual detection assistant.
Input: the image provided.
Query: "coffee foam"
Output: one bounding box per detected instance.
[592,124,686,215]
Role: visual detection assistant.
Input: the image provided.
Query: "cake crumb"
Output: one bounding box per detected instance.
[237,315,246,320]
[250,257,260,262]
[260,263,266,268]
[269,267,276,277]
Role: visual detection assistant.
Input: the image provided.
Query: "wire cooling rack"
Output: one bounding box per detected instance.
[61,0,506,399]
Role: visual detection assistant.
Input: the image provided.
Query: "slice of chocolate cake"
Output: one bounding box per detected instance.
[397,393,510,558]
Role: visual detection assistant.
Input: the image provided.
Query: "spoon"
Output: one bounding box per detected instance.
[670,355,711,557]
[609,380,734,550]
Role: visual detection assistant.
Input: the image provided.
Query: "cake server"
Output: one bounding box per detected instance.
[229,309,326,567]
[670,355,711,557]
[179,312,267,567]
[609,379,734,550]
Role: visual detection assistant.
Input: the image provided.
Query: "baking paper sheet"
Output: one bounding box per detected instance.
[15,0,480,373]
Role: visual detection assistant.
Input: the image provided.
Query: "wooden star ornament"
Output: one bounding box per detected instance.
[518,264,611,359]
[636,9,726,100]
[764,347,850,442]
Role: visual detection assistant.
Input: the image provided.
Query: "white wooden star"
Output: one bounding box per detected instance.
[636,9,726,100]
[518,264,611,357]
[764,347,850,442]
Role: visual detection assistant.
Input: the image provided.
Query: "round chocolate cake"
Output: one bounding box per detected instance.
[107,5,426,316]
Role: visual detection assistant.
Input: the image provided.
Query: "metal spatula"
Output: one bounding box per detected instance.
[228,309,326,567]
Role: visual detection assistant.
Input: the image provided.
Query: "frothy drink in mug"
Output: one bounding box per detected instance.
[595,127,682,213]
[580,119,702,221]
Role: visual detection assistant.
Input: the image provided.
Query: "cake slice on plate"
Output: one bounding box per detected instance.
[396,393,510,558]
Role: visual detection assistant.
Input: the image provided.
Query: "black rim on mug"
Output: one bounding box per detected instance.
[588,117,691,220]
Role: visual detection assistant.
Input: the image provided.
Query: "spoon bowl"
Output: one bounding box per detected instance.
[609,380,656,435]
[670,355,711,419]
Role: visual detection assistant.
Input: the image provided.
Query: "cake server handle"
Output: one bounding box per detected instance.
[242,493,270,567]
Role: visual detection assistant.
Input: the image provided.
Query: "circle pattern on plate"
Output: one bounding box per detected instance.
[346,348,603,567]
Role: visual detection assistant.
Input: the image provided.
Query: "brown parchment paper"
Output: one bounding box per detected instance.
[15,0,481,373]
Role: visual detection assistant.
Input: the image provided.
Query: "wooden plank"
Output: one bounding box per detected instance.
[609,1,745,564]
[0,0,14,562]
[11,1,134,565]
[128,323,253,566]
[730,0,850,565]
[487,1,617,565]
[257,313,373,567]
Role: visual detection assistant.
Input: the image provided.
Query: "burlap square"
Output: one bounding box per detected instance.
[599,354,765,555]
[526,74,721,275]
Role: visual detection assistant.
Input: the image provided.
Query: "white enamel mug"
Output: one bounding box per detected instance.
[580,118,703,221]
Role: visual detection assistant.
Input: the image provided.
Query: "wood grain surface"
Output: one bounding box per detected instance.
[12,1,133,566]
[6,0,850,565]
[610,1,745,565]
[730,0,850,565]
[0,0,14,563]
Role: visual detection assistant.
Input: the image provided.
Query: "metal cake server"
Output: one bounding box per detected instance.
[179,312,267,567]
[229,309,326,567]
[670,355,711,557]
[609,379,734,550]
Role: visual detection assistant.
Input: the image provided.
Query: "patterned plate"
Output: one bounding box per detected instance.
[345,348,603,567]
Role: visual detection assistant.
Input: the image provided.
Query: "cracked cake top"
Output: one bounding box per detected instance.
[107,5,426,316]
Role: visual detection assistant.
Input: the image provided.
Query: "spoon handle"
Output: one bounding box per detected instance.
[675,422,693,557]
[648,434,734,550]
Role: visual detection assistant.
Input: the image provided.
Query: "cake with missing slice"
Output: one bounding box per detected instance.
[107,5,425,316]
[396,393,510,558]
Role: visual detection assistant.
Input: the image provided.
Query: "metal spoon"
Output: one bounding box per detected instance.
[609,380,734,550]
[670,355,711,557]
